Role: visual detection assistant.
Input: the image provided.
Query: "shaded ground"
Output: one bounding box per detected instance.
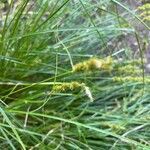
[122,0,150,71]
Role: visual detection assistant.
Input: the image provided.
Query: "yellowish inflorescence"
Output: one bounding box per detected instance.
[72,56,113,72]
[116,65,142,75]
[72,57,143,75]
[113,76,150,83]
[122,59,146,66]
[138,3,150,21]
[53,82,93,102]
[53,82,83,93]
[52,57,145,102]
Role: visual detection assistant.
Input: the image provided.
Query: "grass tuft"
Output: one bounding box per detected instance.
[0,0,150,149]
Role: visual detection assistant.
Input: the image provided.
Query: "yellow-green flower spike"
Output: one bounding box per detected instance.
[52,82,93,102]
[113,76,150,83]
[138,3,150,21]
[73,56,113,72]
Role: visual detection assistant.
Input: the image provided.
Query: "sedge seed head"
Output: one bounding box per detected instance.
[53,82,82,93]
[73,57,113,72]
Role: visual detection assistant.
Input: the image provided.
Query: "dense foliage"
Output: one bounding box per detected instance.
[0,0,149,149]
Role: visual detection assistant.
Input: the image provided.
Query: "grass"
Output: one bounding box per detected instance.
[0,0,150,149]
